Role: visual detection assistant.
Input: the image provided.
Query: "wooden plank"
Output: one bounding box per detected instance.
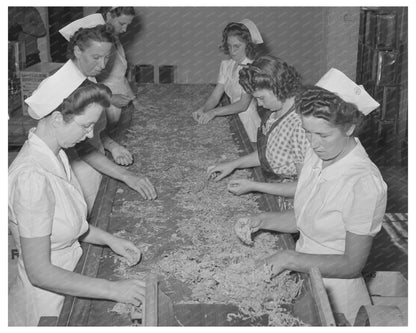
[57,175,119,326]
[309,267,336,326]
[38,316,58,326]
[143,273,158,326]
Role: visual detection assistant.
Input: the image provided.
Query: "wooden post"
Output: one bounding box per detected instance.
[309,267,336,326]
[143,273,158,326]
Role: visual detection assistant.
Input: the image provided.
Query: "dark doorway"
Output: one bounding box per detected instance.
[48,7,83,62]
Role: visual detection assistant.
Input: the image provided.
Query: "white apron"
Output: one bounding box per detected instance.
[68,109,107,214]
[220,58,260,142]
[100,41,135,123]
[8,131,89,326]
[293,143,385,324]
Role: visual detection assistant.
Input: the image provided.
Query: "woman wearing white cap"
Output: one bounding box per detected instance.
[9,69,146,326]
[60,15,157,213]
[208,56,309,206]
[192,19,263,142]
[96,7,139,125]
[239,69,387,325]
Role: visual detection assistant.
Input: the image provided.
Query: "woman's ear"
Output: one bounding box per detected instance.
[346,124,356,136]
[74,45,82,59]
[50,111,64,128]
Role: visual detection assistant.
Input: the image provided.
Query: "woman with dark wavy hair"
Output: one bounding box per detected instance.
[60,14,157,214]
[9,68,146,326]
[238,69,386,324]
[192,19,263,142]
[208,55,309,203]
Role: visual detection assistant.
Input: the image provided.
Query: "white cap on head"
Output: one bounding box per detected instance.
[316,68,379,115]
[59,13,105,41]
[25,60,86,120]
[239,19,263,44]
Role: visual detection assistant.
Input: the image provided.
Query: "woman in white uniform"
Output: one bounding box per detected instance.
[192,19,262,142]
[96,7,138,125]
[241,69,387,324]
[9,67,146,326]
[59,15,157,213]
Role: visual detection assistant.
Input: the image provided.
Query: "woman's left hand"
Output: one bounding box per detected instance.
[198,110,216,124]
[256,251,289,276]
[109,236,142,266]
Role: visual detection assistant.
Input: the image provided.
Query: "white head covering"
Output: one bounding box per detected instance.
[316,68,380,115]
[25,60,86,120]
[239,19,263,44]
[59,13,105,41]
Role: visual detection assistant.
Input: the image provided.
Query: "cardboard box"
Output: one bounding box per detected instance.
[20,62,63,116]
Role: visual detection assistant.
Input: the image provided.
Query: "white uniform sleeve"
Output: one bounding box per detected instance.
[342,174,387,237]
[11,170,55,238]
[217,60,228,85]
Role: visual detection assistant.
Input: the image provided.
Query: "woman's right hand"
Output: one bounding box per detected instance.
[248,214,263,233]
[110,279,146,306]
[112,94,134,108]
[227,179,256,195]
[207,162,235,181]
[192,108,204,122]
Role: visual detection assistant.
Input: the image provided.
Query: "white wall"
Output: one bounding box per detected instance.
[77,7,360,84]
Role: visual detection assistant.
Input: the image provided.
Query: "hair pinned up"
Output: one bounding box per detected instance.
[66,24,115,60]
[97,7,136,18]
[56,80,112,122]
[239,55,302,101]
[295,85,364,134]
[220,22,261,60]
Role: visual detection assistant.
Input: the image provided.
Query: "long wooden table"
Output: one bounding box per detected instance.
[39,84,335,327]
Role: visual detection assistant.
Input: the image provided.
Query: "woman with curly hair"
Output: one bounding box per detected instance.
[60,14,156,214]
[208,55,309,201]
[239,69,386,324]
[192,19,263,142]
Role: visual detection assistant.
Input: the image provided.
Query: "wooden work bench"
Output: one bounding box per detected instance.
[38,84,335,327]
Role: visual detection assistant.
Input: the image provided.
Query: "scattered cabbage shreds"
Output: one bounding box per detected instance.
[108,85,305,326]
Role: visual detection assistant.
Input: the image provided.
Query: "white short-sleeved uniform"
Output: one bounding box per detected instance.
[64,60,106,214]
[217,58,260,142]
[294,138,387,324]
[8,130,89,326]
[98,41,134,121]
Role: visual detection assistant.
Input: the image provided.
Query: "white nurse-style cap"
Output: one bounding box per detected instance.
[25,60,86,120]
[59,13,105,41]
[239,19,263,44]
[316,68,379,115]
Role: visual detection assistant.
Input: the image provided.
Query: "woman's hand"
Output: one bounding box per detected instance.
[192,108,204,122]
[109,279,146,306]
[123,172,157,200]
[256,251,290,276]
[112,94,133,108]
[207,162,236,181]
[197,110,216,124]
[109,143,133,166]
[227,179,256,195]
[108,236,142,266]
